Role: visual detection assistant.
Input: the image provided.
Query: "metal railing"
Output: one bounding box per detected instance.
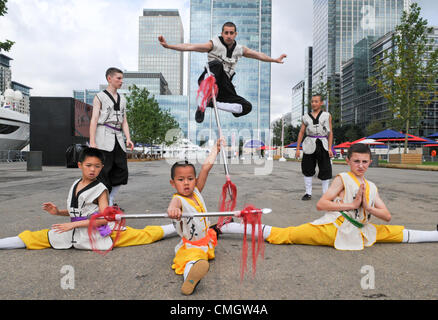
[0,150,27,162]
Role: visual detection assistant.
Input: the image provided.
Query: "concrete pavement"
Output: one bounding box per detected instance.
[0,159,437,300]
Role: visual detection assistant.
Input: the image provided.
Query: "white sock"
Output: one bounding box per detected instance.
[216,102,243,114]
[304,176,313,195]
[220,222,272,240]
[402,229,438,243]
[109,185,121,206]
[0,236,26,249]
[321,179,330,194]
[183,260,197,281]
[161,224,177,238]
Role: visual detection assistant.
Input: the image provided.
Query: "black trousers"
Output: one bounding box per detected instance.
[301,139,332,180]
[98,139,128,193]
[198,60,252,117]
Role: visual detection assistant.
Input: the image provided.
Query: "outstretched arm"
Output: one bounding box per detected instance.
[243,47,287,63]
[196,138,224,193]
[158,35,212,53]
[51,191,109,233]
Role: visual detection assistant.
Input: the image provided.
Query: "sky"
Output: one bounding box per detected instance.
[1,0,438,123]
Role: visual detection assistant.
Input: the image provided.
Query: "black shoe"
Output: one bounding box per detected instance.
[210,217,234,239]
[301,194,312,201]
[210,224,222,239]
[195,107,205,123]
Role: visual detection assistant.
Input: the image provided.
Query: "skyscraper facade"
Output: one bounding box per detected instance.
[341,27,438,137]
[189,0,272,145]
[312,0,411,88]
[291,80,305,127]
[139,9,184,95]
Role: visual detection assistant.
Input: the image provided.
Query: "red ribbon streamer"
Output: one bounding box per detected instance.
[87,206,125,255]
[239,205,265,281]
[216,176,237,229]
[196,75,218,112]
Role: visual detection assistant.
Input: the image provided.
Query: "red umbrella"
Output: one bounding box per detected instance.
[334,142,353,149]
[258,145,277,150]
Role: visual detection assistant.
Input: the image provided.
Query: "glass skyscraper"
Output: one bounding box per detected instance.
[312,0,411,87]
[189,0,272,145]
[291,81,305,127]
[341,27,438,137]
[139,9,184,95]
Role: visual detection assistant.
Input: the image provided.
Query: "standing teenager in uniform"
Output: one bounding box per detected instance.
[89,68,134,206]
[158,21,287,123]
[295,94,333,201]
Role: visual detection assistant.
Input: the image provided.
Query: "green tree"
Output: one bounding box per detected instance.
[369,3,438,153]
[272,118,300,146]
[365,120,384,137]
[0,0,14,51]
[125,85,180,155]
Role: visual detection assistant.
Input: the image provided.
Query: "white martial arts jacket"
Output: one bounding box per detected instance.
[94,90,127,152]
[208,36,244,79]
[172,188,213,253]
[48,179,113,250]
[310,172,378,250]
[302,111,331,154]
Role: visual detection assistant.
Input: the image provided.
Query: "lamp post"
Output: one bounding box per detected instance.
[279,117,286,162]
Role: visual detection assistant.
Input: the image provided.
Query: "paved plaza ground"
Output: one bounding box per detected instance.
[0,159,437,301]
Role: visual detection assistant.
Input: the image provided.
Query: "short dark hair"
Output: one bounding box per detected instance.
[347,144,372,159]
[311,94,324,102]
[171,160,196,179]
[78,147,105,164]
[222,22,237,32]
[105,67,123,80]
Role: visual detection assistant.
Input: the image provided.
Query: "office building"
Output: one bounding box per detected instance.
[341,27,438,136]
[312,0,411,90]
[139,9,184,95]
[291,80,305,127]
[189,0,272,145]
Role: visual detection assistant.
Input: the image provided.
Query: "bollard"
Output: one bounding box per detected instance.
[27,151,43,171]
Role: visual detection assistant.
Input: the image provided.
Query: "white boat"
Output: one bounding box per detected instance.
[0,106,30,151]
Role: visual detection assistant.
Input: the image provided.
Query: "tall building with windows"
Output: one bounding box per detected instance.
[341,27,438,137]
[1,52,32,114]
[303,47,313,111]
[291,80,305,127]
[189,0,272,145]
[312,0,411,89]
[0,53,12,95]
[139,9,184,95]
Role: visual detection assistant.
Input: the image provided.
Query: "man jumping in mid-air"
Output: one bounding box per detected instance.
[158,21,287,123]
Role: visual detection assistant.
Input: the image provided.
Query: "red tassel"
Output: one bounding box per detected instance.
[87,206,125,256]
[196,75,218,112]
[216,177,237,229]
[239,205,265,281]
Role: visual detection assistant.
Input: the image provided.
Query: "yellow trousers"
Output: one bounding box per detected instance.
[266,217,404,247]
[18,226,164,250]
[172,245,215,275]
